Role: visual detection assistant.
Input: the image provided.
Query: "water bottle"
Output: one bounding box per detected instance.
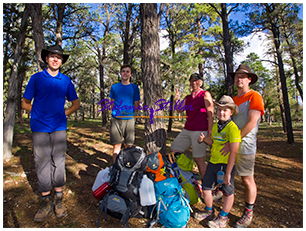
[217,166,224,184]
[93,182,111,200]
[139,175,156,206]
[92,167,110,192]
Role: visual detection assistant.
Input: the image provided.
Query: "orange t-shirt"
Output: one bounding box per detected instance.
[233,90,264,116]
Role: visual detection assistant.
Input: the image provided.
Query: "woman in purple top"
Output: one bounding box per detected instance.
[170,73,214,179]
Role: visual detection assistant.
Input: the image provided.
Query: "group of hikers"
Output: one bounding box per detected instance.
[22,44,264,228]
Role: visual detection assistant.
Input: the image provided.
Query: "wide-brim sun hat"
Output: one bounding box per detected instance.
[41,44,69,65]
[228,64,258,85]
[214,95,239,116]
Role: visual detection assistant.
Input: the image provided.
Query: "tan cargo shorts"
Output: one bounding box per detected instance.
[235,153,256,176]
[110,117,135,145]
[170,129,207,158]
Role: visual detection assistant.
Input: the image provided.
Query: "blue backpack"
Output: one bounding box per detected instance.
[150,177,192,228]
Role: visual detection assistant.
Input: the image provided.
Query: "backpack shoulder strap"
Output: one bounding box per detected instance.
[96,191,110,227]
[120,199,131,227]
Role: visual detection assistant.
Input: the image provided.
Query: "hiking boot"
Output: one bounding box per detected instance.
[235,208,253,228]
[194,208,215,221]
[208,213,227,228]
[54,193,67,218]
[212,185,223,202]
[34,197,53,222]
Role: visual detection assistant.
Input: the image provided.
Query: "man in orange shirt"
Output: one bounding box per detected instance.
[218,64,264,227]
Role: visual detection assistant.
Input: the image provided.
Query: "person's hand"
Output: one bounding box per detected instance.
[174,89,180,102]
[220,141,230,156]
[198,132,205,143]
[223,173,231,186]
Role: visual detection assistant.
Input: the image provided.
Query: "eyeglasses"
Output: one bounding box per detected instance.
[48,54,63,61]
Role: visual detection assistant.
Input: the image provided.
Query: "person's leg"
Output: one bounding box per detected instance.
[169,129,191,154]
[222,194,234,213]
[110,118,123,163]
[112,143,122,162]
[191,130,208,179]
[242,175,257,205]
[32,132,54,222]
[208,195,233,228]
[194,163,216,221]
[124,118,135,147]
[208,164,235,228]
[194,157,207,179]
[51,131,67,218]
[235,154,256,228]
[203,190,213,208]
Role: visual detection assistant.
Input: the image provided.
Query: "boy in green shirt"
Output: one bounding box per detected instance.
[195,95,241,228]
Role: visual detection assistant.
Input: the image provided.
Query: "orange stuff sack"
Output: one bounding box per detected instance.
[146,152,173,182]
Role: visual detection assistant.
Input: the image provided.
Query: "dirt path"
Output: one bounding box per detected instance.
[3,121,303,228]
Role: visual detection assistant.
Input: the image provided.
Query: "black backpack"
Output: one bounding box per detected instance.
[97,146,148,227]
[109,146,147,200]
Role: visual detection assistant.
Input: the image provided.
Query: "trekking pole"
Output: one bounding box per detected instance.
[167,153,178,179]
[168,153,182,183]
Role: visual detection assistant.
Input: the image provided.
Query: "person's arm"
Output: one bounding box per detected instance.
[134,100,140,112]
[240,109,261,138]
[22,98,32,113]
[173,88,186,114]
[109,98,115,111]
[198,132,213,146]
[223,142,240,185]
[204,91,214,135]
[65,99,80,116]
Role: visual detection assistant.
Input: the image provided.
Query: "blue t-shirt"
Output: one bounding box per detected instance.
[109,82,140,120]
[23,68,78,132]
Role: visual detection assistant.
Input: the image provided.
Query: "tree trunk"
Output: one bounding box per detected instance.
[16,70,25,121]
[140,3,167,155]
[55,3,65,46]
[167,84,174,132]
[271,25,294,143]
[92,88,95,119]
[276,75,286,132]
[123,3,132,64]
[3,5,30,160]
[283,31,303,102]
[221,3,234,97]
[99,64,108,127]
[291,55,303,102]
[29,3,46,71]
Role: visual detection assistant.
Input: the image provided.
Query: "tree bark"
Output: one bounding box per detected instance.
[3,5,30,160]
[123,3,132,64]
[271,23,294,143]
[276,70,286,132]
[220,3,234,97]
[140,3,167,155]
[54,3,65,46]
[29,3,46,71]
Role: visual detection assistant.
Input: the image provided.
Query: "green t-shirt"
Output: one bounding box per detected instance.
[210,120,241,165]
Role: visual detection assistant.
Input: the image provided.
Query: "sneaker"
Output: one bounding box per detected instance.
[34,197,53,222]
[235,208,253,228]
[194,208,215,221]
[212,186,223,202]
[208,213,227,228]
[54,193,67,218]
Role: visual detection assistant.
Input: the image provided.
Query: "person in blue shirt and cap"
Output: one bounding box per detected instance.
[22,44,80,222]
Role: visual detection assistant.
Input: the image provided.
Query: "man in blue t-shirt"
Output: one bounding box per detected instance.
[22,44,80,222]
[109,64,140,162]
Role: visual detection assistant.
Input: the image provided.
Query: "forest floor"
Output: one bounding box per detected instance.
[3,119,303,228]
